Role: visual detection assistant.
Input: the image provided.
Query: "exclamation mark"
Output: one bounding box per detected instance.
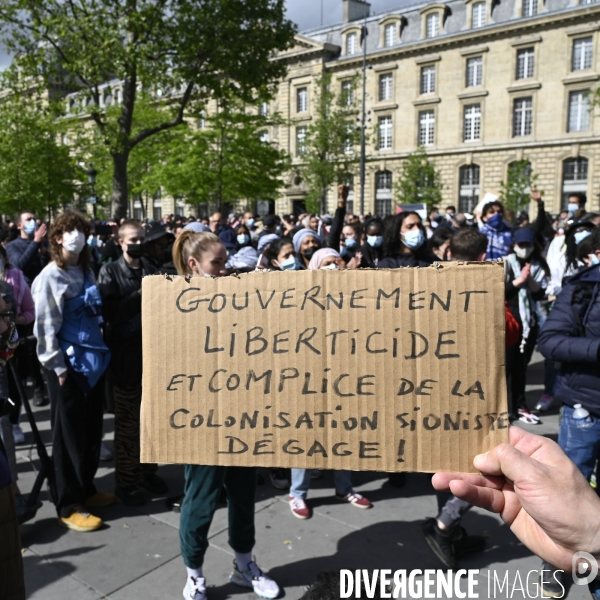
[397,439,405,463]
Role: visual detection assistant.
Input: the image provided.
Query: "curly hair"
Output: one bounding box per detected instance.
[381,211,426,258]
[49,211,92,270]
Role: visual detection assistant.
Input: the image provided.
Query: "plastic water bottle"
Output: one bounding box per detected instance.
[573,404,592,424]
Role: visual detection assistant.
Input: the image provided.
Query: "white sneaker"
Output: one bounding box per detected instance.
[99,442,113,461]
[535,394,554,412]
[13,424,25,444]
[230,560,280,599]
[183,575,207,600]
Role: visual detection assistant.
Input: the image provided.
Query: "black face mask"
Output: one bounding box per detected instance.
[126,243,145,259]
[302,247,317,260]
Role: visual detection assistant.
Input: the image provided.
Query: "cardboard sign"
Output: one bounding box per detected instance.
[140,263,508,473]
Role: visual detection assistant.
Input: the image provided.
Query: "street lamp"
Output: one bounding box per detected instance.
[87,163,98,219]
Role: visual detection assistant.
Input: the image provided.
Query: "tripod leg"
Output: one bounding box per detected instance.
[8,359,57,507]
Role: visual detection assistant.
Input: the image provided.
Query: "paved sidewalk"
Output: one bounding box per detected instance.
[14,353,590,599]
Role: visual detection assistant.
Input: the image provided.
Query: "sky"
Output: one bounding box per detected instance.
[0,0,411,68]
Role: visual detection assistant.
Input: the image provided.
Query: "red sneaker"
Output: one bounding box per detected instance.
[335,491,372,509]
[289,496,311,519]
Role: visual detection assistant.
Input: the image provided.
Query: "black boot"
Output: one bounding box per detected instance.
[420,518,457,569]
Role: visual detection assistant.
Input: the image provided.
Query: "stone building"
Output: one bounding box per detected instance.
[269,0,600,216]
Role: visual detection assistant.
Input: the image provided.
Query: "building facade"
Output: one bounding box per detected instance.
[269,0,600,216]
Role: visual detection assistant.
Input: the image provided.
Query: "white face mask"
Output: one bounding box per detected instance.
[61,229,86,254]
[514,245,534,260]
[320,263,339,270]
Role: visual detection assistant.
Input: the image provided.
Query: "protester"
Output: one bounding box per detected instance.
[292,228,321,269]
[6,211,48,285]
[427,227,454,261]
[32,211,113,532]
[358,217,384,268]
[504,227,549,424]
[264,237,299,271]
[143,222,174,271]
[209,212,236,251]
[98,221,167,507]
[226,224,259,271]
[288,246,372,521]
[378,212,434,268]
[478,199,512,259]
[172,230,279,600]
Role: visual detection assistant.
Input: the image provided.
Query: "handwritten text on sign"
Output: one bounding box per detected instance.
[140,263,508,473]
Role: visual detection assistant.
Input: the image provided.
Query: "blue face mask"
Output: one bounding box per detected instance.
[278,256,300,271]
[402,229,425,251]
[24,221,37,235]
[568,203,579,214]
[575,230,591,245]
[589,254,600,266]
[246,218,255,228]
[87,235,98,248]
[486,212,503,230]
[367,235,383,248]
[237,234,250,245]
[345,237,357,249]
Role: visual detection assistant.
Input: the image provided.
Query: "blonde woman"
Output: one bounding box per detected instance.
[173,231,280,600]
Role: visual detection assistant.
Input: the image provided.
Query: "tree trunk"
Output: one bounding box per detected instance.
[111,151,130,220]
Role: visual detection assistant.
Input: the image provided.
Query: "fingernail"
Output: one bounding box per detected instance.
[473,452,488,466]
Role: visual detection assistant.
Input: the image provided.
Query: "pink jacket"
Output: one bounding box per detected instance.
[5,267,35,324]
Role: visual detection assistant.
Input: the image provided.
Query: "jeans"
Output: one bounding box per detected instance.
[558,405,600,482]
[289,469,353,499]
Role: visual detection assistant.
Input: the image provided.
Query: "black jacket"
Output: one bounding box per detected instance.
[538,264,600,415]
[6,237,46,285]
[97,256,157,386]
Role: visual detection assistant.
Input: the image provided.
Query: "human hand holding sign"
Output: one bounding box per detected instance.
[433,427,600,572]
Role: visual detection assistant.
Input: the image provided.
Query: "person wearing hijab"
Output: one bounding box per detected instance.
[255,233,281,270]
[287,247,372,520]
[307,248,343,270]
[226,224,259,271]
[292,229,321,269]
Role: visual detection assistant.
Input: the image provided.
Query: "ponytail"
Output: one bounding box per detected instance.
[172,230,222,275]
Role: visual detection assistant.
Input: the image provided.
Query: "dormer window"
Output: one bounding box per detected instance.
[384,23,397,47]
[426,13,440,38]
[472,2,486,27]
[346,32,358,55]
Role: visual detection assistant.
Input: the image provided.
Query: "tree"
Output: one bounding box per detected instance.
[300,72,360,215]
[0,76,81,217]
[0,0,296,218]
[154,100,290,212]
[394,145,443,210]
[499,160,539,214]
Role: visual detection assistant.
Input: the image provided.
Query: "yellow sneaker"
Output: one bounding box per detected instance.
[59,508,103,532]
[85,492,116,507]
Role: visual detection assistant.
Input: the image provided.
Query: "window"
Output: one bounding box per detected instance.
[153,204,162,222]
[297,87,308,113]
[114,89,122,104]
[379,73,393,101]
[516,48,535,79]
[472,2,486,27]
[197,111,206,129]
[346,32,358,55]
[341,80,354,106]
[568,90,590,132]
[375,171,393,217]
[466,57,483,87]
[384,23,397,47]
[459,165,480,213]
[572,37,593,71]
[420,65,436,94]
[522,0,538,16]
[343,124,354,155]
[419,110,435,145]
[133,200,143,221]
[513,97,533,136]
[378,116,393,150]
[296,126,307,156]
[426,13,440,38]
[259,102,269,117]
[463,104,481,142]
[562,158,588,208]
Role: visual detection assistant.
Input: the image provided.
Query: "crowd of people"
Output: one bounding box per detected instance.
[0,185,599,600]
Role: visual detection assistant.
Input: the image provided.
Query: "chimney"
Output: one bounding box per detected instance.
[343,0,371,23]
